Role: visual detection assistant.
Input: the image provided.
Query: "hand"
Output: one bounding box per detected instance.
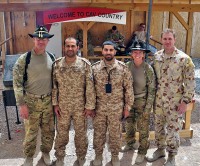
[54,105,61,118]
[19,104,29,119]
[177,102,187,114]
[123,107,129,119]
[84,109,95,118]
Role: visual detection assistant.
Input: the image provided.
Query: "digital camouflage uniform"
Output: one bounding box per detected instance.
[13,51,55,157]
[153,48,195,155]
[76,29,94,56]
[125,60,155,155]
[52,56,96,159]
[106,29,125,48]
[92,59,134,157]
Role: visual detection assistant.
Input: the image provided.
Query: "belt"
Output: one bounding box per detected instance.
[25,92,51,99]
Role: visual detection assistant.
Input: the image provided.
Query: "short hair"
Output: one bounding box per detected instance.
[112,25,117,31]
[65,37,79,46]
[102,41,116,50]
[161,28,176,38]
[140,23,146,27]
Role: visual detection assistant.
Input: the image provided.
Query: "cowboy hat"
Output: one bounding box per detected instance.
[129,40,150,53]
[28,25,54,39]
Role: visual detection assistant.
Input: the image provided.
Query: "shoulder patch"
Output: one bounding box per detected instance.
[53,57,62,65]
[81,57,91,65]
[118,60,126,67]
[92,60,101,66]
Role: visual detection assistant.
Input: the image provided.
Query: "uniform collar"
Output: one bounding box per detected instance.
[60,56,80,68]
[100,58,117,70]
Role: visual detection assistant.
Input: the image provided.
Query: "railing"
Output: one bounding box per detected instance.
[0,37,12,70]
[150,37,162,50]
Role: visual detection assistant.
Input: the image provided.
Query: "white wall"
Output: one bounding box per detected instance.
[46,23,62,58]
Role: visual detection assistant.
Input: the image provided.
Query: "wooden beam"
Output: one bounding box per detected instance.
[1,3,200,12]
[186,12,193,56]
[172,11,189,30]
[83,22,88,58]
[87,22,95,30]
[169,12,173,29]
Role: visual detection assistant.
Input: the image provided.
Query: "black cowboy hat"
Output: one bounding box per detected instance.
[129,40,150,53]
[28,25,54,39]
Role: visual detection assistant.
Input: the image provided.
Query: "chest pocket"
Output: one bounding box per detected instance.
[110,70,124,85]
[168,61,183,81]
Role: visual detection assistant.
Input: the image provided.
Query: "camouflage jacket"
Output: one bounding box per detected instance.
[92,59,134,111]
[106,29,125,46]
[153,47,195,104]
[52,56,96,110]
[126,60,156,112]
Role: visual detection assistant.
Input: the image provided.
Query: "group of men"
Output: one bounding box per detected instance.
[13,25,195,166]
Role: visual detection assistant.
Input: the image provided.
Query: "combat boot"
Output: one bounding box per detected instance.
[164,153,175,166]
[135,154,145,164]
[121,143,138,152]
[93,155,103,166]
[23,157,33,166]
[111,156,120,166]
[42,152,52,166]
[55,157,64,166]
[120,145,133,152]
[146,148,166,162]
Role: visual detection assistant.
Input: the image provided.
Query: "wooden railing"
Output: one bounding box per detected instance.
[0,37,12,70]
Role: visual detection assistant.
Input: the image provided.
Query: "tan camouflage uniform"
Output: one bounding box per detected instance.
[13,51,55,157]
[92,59,134,157]
[106,29,125,48]
[125,60,155,155]
[153,48,195,155]
[52,56,96,159]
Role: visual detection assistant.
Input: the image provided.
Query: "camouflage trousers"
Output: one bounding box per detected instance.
[93,107,122,157]
[125,97,150,155]
[54,106,88,159]
[154,100,183,155]
[24,95,55,157]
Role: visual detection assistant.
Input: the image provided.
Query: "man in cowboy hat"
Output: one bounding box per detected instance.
[13,25,55,166]
[121,40,156,165]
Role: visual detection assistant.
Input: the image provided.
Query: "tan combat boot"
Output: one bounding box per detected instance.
[93,155,103,166]
[135,154,145,164]
[146,148,166,162]
[121,143,138,152]
[42,152,52,166]
[120,145,133,152]
[55,157,64,166]
[164,153,175,166]
[111,156,120,166]
[23,157,33,166]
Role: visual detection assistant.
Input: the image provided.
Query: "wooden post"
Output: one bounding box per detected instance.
[186,12,193,56]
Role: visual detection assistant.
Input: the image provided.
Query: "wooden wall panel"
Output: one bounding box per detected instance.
[150,12,163,50]
[12,12,36,54]
[0,12,4,44]
[191,12,200,57]
[172,12,187,52]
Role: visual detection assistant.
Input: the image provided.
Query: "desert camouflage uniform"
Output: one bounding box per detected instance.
[76,29,94,56]
[106,29,125,48]
[153,48,195,155]
[92,59,134,157]
[13,51,55,157]
[52,56,96,159]
[125,60,155,155]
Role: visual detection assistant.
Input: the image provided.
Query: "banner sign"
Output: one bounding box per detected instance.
[43,7,126,25]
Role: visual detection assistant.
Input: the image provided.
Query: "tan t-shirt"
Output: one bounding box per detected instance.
[26,50,53,95]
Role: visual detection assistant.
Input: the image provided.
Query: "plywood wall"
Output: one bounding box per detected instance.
[11,11,36,54]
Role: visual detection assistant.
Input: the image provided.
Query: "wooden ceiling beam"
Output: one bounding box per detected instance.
[1,3,200,12]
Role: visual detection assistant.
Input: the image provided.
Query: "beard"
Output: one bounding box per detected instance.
[65,50,76,58]
[104,54,114,61]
